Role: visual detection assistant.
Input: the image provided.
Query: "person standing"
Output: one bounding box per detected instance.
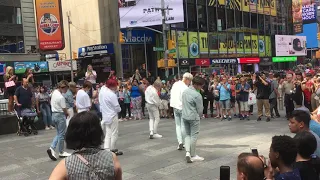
[23,68,35,87]
[36,86,53,130]
[254,72,271,122]
[132,69,142,82]
[63,82,77,127]
[302,73,313,111]
[99,79,123,155]
[85,65,97,84]
[269,73,281,118]
[159,81,169,118]
[47,80,70,161]
[130,79,142,120]
[283,73,295,119]
[170,73,193,150]
[182,76,205,163]
[3,66,18,115]
[76,81,92,113]
[145,80,162,139]
[217,77,232,121]
[236,77,251,120]
[123,85,132,120]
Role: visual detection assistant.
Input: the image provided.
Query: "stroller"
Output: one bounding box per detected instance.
[14,105,38,136]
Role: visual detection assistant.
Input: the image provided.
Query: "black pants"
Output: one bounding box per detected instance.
[119,101,126,119]
[249,105,253,113]
[269,98,280,117]
[124,103,131,117]
[285,94,294,117]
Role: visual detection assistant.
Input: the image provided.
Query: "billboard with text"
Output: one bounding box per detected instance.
[275,35,307,56]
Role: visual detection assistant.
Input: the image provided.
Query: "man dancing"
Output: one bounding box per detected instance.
[170,73,193,150]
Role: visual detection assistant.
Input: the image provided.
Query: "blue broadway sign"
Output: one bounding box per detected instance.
[78,43,114,57]
[121,29,155,44]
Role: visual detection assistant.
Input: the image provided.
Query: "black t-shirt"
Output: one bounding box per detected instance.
[293,160,320,180]
[255,80,271,99]
[15,86,33,109]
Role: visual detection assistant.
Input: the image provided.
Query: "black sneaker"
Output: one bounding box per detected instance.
[246,116,250,121]
[240,115,244,120]
[266,117,271,122]
[275,115,280,118]
[177,143,184,150]
[47,148,57,161]
[257,117,262,121]
[228,116,232,121]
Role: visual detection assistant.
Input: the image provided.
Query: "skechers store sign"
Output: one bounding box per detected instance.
[211,58,238,64]
[78,43,114,57]
[121,29,155,44]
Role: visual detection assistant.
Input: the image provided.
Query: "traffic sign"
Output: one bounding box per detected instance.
[169,49,176,53]
[153,47,164,51]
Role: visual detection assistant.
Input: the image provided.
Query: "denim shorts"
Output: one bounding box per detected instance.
[220,99,231,110]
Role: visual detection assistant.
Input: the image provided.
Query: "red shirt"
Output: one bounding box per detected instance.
[303,80,313,102]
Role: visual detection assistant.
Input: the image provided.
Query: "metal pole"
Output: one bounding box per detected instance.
[161,0,168,78]
[175,29,180,79]
[67,12,74,82]
[144,33,148,78]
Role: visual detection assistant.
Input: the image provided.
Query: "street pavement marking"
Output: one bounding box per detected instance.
[0,172,29,180]
[0,164,20,173]
[24,157,51,166]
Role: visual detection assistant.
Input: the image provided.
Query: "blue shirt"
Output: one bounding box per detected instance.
[310,120,320,138]
[217,83,231,101]
[63,89,74,109]
[275,168,301,180]
[123,90,131,104]
[130,86,141,98]
[236,83,251,102]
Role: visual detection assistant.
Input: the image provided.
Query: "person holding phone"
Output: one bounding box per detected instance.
[4,66,18,115]
[23,68,35,87]
[85,65,97,84]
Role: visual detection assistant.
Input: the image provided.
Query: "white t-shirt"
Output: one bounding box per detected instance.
[51,90,66,113]
[76,89,91,112]
[170,81,188,110]
[99,86,121,124]
[85,71,97,84]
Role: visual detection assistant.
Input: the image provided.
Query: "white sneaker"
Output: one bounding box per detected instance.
[50,126,55,129]
[153,134,163,139]
[59,151,71,158]
[186,152,192,163]
[149,131,154,139]
[119,119,123,122]
[47,147,57,161]
[45,127,50,130]
[191,155,204,162]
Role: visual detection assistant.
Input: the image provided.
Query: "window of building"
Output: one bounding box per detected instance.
[251,13,258,29]
[208,6,217,32]
[217,7,226,31]
[187,3,197,30]
[0,36,24,53]
[265,15,271,35]
[197,4,207,32]
[0,6,15,24]
[258,14,264,35]
[226,9,235,29]
[243,12,250,28]
[235,10,242,28]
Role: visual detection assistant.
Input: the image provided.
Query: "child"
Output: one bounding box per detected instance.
[117,86,125,121]
[123,85,132,120]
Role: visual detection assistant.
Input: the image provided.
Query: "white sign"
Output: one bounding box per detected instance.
[275,35,307,57]
[119,0,184,28]
[48,61,77,72]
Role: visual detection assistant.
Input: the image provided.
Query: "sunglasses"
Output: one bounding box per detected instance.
[60,86,67,88]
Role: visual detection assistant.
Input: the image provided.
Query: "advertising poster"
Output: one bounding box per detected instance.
[35,0,64,51]
[292,0,303,34]
[188,32,200,58]
[302,0,317,24]
[207,0,277,16]
[119,0,184,28]
[275,35,307,56]
[172,31,188,58]
[48,61,77,72]
[296,23,318,48]
[14,62,49,74]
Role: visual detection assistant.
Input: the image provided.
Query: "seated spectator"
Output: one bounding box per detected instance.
[288,110,320,156]
[237,153,264,180]
[293,131,320,180]
[49,112,122,180]
[263,135,301,180]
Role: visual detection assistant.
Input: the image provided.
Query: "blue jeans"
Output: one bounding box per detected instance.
[183,119,200,157]
[174,108,184,144]
[40,103,52,127]
[50,113,66,153]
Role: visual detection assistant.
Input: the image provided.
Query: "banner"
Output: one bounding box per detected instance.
[48,61,77,72]
[35,0,64,51]
[199,32,271,56]
[296,23,318,48]
[121,29,155,44]
[188,32,200,58]
[14,62,49,74]
[275,35,307,56]
[119,0,184,28]
[302,0,317,24]
[172,31,188,58]
[292,0,303,34]
[207,0,277,16]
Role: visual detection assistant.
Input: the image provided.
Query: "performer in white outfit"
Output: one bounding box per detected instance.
[170,73,193,150]
[145,80,163,139]
[99,79,123,155]
[76,81,92,113]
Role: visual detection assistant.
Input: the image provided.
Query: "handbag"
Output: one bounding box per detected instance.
[5,81,15,88]
[248,92,257,105]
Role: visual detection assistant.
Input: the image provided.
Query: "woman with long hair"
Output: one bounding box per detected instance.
[36,86,53,130]
[23,68,35,86]
[130,79,142,120]
[3,66,17,114]
[85,64,97,84]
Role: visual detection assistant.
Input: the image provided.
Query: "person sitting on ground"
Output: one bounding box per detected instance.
[237,153,265,180]
[288,110,320,157]
[49,112,122,180]
[293,131,320,180]
[262,135,301,180]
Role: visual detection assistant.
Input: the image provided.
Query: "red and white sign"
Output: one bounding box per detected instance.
[195,58,210,66]
[237,58,260,64]
[48,61,77,72]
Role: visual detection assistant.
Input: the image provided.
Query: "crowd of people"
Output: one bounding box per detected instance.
[5,63,320,179]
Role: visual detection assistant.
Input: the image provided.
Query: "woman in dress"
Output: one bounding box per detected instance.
[3,66,18,114]
[36,86,53,130]
[130,79,142,120]
[49,112,122,180]
[85,65,97,84]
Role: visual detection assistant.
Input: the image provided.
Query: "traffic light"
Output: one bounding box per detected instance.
[119,32,125,43]
[317,33,320,40]
[157,59,164,68]
[168,59,176,67]
[167,39,176,50]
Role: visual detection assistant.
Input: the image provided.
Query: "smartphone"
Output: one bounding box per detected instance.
[220,166,230,180]
[251,148,259,157]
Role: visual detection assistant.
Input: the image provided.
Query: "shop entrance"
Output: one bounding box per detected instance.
[241,64,254,73]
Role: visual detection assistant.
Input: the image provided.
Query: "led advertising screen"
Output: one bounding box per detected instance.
[119,0,184,28]
[296,23,318,48]
[275,35,307,57]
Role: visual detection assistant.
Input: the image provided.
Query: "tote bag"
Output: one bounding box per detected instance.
[248,92,257,105]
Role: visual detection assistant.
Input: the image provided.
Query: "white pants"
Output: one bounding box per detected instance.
[101,116,119,150]
[66,108,74,127]
[146,103,160,134]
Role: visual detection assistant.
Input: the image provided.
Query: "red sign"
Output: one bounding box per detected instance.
[195,59,210,66]
[238,58,260,64]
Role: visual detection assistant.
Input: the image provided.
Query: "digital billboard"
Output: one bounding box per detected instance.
[275,35,307,56]
[296,23,318,48]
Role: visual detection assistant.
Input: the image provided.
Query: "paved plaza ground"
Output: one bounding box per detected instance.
[0,110,290,180]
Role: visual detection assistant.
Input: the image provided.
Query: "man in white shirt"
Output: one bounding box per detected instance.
[47,80,70,161]
[99,79,123,155]
[76,81,92,113]
[145,80,163,139]
[170,73,193,150]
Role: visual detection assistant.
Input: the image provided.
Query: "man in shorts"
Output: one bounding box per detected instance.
[217,77,232,121]
[236,77,251,120]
